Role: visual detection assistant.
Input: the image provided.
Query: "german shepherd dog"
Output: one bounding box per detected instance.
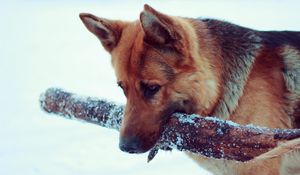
[80,4,300,175]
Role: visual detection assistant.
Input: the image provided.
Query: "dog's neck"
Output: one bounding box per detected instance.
[190,18,262,119]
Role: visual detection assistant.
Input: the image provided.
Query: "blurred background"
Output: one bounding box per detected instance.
[1,0,300,175]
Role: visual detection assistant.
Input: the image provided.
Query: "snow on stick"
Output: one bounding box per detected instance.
[40,88,300,162]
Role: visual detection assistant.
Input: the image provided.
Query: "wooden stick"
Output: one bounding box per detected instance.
[40,88,300,162]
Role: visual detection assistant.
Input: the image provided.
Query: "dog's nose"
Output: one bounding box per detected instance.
[119,137,142,154]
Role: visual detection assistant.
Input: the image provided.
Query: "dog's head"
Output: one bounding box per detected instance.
[80,5,219,153]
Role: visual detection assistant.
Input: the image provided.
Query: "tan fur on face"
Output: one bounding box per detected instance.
[111,21,141,81]
[107,10,223,150]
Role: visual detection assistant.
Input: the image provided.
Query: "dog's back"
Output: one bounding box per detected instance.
[260,31,300,49]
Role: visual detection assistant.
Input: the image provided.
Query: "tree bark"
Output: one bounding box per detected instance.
[40,88,300,162]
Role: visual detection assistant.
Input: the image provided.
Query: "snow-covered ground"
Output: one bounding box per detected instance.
[1,1,300,175]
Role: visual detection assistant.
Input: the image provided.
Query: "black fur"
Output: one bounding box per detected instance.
[259,31,300,50]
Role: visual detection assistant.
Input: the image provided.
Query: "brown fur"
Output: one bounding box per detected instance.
[80,4,300,175]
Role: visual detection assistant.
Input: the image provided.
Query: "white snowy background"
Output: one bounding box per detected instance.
[1,0,300,175]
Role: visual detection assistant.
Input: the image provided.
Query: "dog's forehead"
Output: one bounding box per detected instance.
[111,21,143,80]
[139,48,176,81]
[111,21,175,84]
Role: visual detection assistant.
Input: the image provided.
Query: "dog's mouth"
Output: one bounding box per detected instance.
[146,109,191,162]
[119,102,191,154]
[161,101,190,123]
[156,107,189,139]
[119,113,183,154]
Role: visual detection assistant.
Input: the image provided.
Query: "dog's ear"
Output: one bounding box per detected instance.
[140,4,183,49]
[79,13,125,52]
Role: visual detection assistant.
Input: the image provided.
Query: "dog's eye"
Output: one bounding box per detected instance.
[141,82,161,99]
